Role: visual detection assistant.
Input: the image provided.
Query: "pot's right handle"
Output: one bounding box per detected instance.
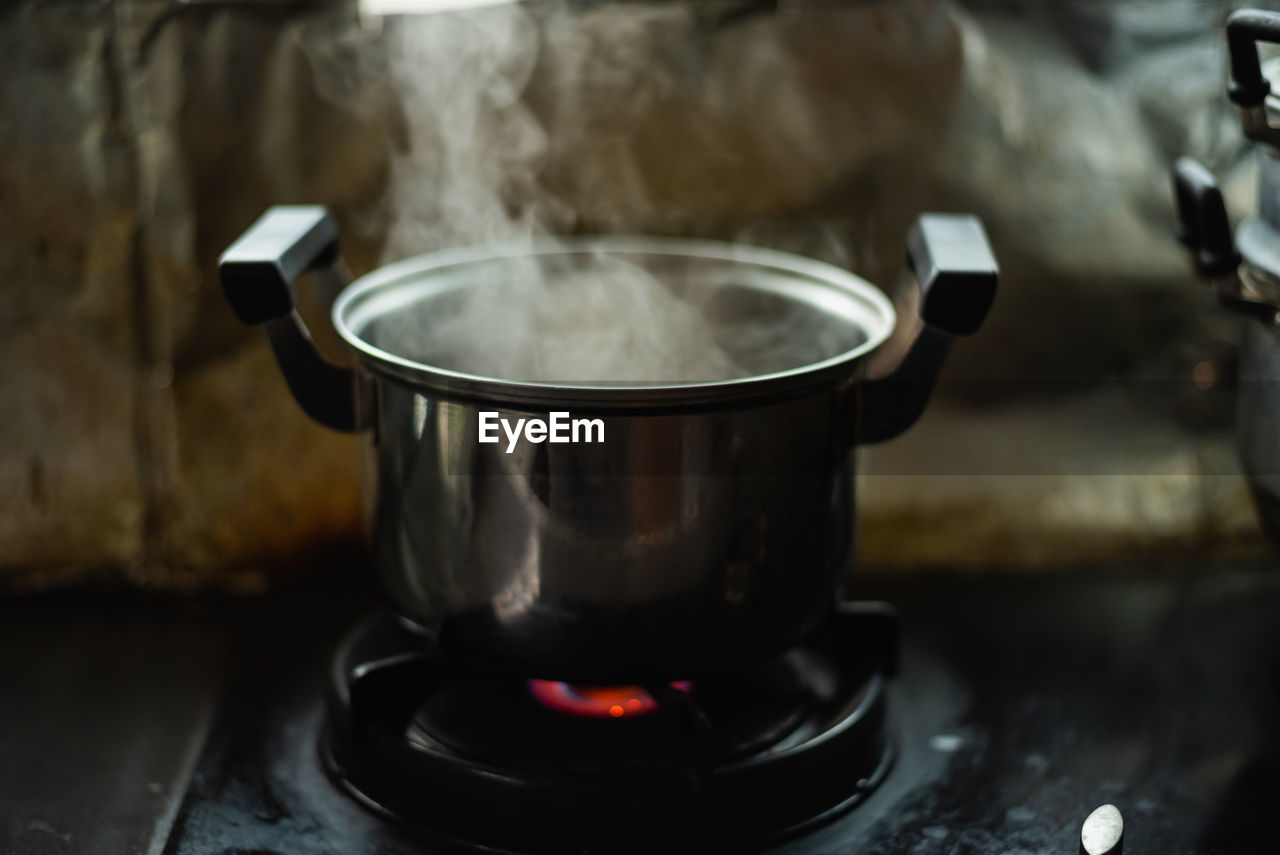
[856,214,998,444]
[219,206,364,432]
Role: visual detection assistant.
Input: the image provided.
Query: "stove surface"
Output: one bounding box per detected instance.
[4,563,1280,855]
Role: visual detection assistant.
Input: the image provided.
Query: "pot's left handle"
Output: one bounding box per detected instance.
[219,206,364,432]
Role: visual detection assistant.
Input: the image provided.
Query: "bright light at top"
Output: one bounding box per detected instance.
[360,0,517,15]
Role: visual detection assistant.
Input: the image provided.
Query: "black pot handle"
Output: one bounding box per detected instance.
[219,206,364,432]
[856,214,998,444]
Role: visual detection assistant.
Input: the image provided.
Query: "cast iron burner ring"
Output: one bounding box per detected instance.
[321,602,898,853]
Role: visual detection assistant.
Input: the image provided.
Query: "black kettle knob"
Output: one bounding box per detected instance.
[1172,157,1239,278]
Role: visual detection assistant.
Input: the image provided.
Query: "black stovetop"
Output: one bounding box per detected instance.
[4,559,1280,855]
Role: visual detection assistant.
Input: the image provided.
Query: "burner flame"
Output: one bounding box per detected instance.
[527,680,692,718]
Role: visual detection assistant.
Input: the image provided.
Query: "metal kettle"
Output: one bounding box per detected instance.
[1175,9,1280,543]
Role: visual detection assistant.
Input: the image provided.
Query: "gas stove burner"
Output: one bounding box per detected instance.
[321,602,898,853]
[527,679,694,718]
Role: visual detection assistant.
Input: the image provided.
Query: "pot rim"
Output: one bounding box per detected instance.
[331,235,897,409]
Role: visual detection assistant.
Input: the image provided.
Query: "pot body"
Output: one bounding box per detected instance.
[219,211,997,681]
[361,373,858,682]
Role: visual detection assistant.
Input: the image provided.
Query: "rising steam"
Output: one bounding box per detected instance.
[372,4,868,385]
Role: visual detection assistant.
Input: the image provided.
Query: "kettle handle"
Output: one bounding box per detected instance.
[856,214,998,444]
[219,206,365,432]
[1228,10,1280,108]
[1172,157,1239,278]
[1170,159,1280,323]
[1226,10,1280,146]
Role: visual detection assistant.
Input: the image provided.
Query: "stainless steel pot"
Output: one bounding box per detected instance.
[1176,9,1280,545]
[220,209,997,681]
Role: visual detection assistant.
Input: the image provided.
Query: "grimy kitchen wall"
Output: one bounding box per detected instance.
[0,0,1268,591]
